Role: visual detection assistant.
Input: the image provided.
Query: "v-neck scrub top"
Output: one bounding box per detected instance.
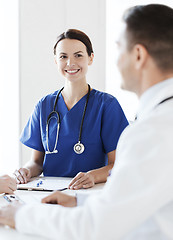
[20,89,128,177]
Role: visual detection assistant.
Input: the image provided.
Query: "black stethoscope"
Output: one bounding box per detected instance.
[158,96,173,105]
[46,84,91,155]
[135,96,173,120]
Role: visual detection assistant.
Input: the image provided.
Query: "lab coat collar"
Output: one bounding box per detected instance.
[136,77,173,120]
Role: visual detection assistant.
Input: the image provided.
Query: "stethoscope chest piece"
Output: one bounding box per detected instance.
[74,142,85,154]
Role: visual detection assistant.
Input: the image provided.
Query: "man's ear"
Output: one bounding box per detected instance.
[54,56,57,65]
[133,44,148,70]
[88,53,94,66]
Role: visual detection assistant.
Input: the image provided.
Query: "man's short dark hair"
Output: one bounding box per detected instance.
[123,4,173,71]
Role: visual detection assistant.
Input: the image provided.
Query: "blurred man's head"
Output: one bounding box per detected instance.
[116,4,173,96]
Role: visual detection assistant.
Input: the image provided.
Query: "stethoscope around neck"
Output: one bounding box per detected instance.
[46,84,91,155]
[135,95,173,120]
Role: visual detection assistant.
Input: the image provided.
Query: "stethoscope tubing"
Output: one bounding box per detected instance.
[46,85,91,154]
[77,84,90,143]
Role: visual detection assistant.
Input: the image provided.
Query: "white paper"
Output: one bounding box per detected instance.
[17,177,72,191]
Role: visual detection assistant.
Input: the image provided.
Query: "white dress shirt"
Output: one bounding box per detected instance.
[15,78,173,240]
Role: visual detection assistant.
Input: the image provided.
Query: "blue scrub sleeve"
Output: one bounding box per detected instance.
[20,103,44,152]
[101,98,128,153]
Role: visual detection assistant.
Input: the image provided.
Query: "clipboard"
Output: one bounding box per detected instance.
[17,177,71,192]
[17,187,67,192]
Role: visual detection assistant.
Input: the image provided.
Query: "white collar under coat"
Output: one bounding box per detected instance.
[136,78,173,120]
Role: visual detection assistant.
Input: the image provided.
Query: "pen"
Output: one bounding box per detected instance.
[3,195,20,203]
[36,180,43,187]
[3,195,12,203]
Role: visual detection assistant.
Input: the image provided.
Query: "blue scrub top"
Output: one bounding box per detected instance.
[20,89,128,177]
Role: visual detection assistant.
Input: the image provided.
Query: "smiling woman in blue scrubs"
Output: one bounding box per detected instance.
[14,29,128,189]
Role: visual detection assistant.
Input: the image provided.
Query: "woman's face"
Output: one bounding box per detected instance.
[55,39,94,83]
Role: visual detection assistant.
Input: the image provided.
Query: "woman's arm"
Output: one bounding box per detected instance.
[88,150,115,183]
[14,149,45,184]
[68,150,116,189]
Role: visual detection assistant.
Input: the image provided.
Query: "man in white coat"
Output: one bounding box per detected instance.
[1,3,173,240]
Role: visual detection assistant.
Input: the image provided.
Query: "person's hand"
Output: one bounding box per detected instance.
[0,175,17,194]
[68,171,95,190]
[13,168,31,184]
[42,191,77,207]
[0,202,23,228]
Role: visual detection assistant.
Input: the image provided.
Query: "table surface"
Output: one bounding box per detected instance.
[0,177,104,240]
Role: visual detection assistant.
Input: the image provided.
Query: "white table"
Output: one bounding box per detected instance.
[0,177,104,240]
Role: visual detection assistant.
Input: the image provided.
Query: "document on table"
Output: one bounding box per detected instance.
[17,177,71,192]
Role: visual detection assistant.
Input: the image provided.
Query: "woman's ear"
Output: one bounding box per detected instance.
[133,44,148,70]
[88,53,94,66]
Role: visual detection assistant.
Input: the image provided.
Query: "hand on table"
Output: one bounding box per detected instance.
[68,172,95,190]
[0,175,17,194]
[13,168,31,184]
[0,202,23,228]
[42,191,77,207]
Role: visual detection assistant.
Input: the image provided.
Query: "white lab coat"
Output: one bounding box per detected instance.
[15,79,173,240]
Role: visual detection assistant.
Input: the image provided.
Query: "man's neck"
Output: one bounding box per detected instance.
[137,69,173,98]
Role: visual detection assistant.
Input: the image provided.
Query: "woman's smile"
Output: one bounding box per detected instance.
[65,69,80,75]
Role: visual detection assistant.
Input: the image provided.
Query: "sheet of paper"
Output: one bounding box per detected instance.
[17,177,72,191]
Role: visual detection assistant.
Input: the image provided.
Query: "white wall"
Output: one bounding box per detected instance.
[106,0,138,121]
[19,0,106,165]
[0,0,19,174]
